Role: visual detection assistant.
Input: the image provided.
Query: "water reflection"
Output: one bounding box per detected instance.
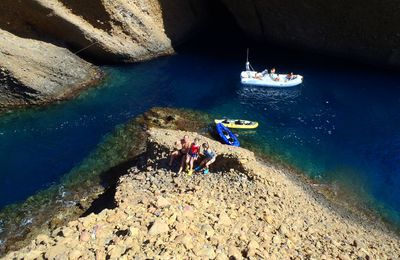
[237,85,302,109]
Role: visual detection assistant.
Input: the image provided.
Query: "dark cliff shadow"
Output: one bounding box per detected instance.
[58,0,114,32]
[81,152,147,217]
[158,0,245,50]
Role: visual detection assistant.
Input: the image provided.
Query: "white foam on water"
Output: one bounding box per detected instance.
[21,218,33,226]
[0,220,4,234]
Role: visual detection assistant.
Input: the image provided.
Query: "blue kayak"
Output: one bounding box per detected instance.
[216,123,240,146]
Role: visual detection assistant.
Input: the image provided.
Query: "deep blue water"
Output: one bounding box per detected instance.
[1,44,400,227]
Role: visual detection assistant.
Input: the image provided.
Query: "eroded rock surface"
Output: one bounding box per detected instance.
[1,0,399,108]
[0,0,209,63]
[0,29,101,108]
[5,128,400,259]
[0,0,209,108]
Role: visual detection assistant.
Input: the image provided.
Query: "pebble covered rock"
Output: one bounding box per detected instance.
[5,128,400,259]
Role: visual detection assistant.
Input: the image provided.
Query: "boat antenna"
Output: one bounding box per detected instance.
[246,48,252,71]
[245,48,255,71]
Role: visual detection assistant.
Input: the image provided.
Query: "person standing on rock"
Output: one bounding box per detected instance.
[175,135,191,175]
[195,142,217,175]
[186,138,200,176]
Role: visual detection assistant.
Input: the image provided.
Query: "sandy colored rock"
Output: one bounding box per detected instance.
[0,29,101,108]
[155,196,171,208]
[148,219,169,236]
[68,249,82,259]
[79,231,91,242]
[4,128,400,259]
[0,0,209,63]
[228,245,243,260]
[0,0,212,109]
[218,213,232,226]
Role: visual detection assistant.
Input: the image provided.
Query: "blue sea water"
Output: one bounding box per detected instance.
[1,43,400,228]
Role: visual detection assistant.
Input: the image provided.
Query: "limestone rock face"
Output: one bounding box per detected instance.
[220,0,400,66]
[0,0,209,63]
[0,0,209,108]
[0,29,101,108]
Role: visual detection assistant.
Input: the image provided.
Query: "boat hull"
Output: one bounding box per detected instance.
[214,119,259,129]
[241,71,303,87]
[216,123,240,146]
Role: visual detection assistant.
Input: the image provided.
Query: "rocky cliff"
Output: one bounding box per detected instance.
[0,0,209,108]
[0,29,101,108]
[5,128,400,259]
[0,0,209,62]
[221,0,400,66]
[1,0,399,108]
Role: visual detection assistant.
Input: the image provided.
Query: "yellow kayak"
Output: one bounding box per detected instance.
[214,119,259,129]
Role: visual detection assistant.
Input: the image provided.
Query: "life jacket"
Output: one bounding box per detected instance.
[190,143,200,155]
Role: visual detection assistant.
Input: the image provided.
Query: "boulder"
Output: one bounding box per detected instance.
[156,196,171,208]
[218,213,232,226]
[148,219,169,236]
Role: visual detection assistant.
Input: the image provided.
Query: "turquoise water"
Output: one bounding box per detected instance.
[1,43,400,232]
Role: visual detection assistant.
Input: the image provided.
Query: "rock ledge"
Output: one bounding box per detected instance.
[5,128,400,259]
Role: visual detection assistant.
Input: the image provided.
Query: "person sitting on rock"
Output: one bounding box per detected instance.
[175,135,191,175]
[186,137,200,176]
[169,140,182,167]
[195,142,217,175]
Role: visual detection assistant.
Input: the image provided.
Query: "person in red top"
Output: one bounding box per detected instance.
[186,137,200,176]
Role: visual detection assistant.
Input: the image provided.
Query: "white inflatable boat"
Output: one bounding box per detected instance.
[240,70,303,87]
[240,49,303,87]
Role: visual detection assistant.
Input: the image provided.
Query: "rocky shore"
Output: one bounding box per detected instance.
[5,128,400,259]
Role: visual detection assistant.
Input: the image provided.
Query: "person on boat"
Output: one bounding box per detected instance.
[269,68,280,81]
[254,72,263,80]
[286,72,294,80]
[186,137,201,176]
[261,69,268,76]
[222,130,234,144]
[176,135,191,175]
[195,142,217,175]
[286,72,298,81]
